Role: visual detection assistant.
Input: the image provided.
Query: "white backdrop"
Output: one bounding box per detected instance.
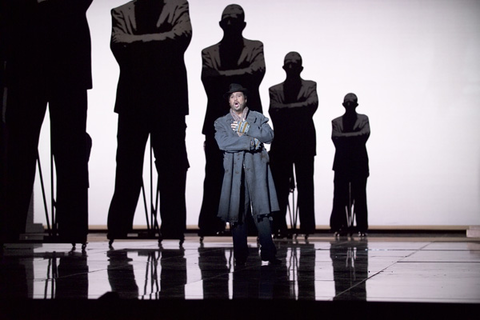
[34,0,480,229]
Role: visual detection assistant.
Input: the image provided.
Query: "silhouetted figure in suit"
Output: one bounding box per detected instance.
[107,0,192,243]
[198,4,266,237]
[269,52,318,238]
[330,93,370,236]
[2,0,92,243]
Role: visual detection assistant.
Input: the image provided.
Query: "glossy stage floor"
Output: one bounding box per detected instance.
[1,231,479,319]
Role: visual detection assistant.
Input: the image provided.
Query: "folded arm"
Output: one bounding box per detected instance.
[111,1,192,56]
[332,116,370,144]
[215,120,255,152]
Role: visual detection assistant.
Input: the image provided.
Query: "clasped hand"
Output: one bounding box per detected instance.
[231,120,250,134]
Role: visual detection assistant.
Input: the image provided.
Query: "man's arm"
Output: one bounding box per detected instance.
[110,8,130,63]
[270,82,318,111]
[243,113,274,144]
[268,86,284,111]
[111,1,192,47]
[215,118,254,152]
[201,48,221,92]
[219,42,265,78]
[332,116,370,140]
[287,84,318,113]
[203,41,265,89]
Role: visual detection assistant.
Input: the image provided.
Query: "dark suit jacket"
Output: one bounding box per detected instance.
[201,38,265,135]
[268,79,318,158]
[331,113,370,177]
[5,0,93,91]
[111,0,192,116]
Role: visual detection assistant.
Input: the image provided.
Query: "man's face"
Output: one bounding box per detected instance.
[284,61,303,77]
[229,92,247,114]
[220,6,245,33]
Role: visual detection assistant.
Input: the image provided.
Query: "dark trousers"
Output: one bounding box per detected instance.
[270,154,315,234]
[107,112,188,240]
[231,214,277,262]
[330,173,368,233]
[3,86,89,242]
[231,177,277,262]
[197,134,225,235]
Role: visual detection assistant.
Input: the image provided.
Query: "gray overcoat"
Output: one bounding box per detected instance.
[214,111,280,224]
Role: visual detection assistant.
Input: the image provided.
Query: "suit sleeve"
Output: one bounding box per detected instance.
[244,113,274,144]
[268,86,283,111]
[110,8,129,64]
[160,0,192,51]
[291,82,318,116]
[332,115,370,144]
[111,0,192,58]
[201,48,221,99]
[220,41,266,89]
[270,82,318,110]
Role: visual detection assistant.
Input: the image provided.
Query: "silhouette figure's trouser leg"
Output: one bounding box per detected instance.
[294,156,315,234]
[4,87,47,240]
[152,115,188,239]
[108,114,149,238]
[331,173,368,233]
[4,87,88,242]
[330,172,349,231]
[50,89,89,241]
[198,134,225,234]
[352,177,368,232]
[269,154,291,234]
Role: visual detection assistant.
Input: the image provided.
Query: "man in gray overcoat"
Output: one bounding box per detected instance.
[198,4,266,237]
[214,83,280,266]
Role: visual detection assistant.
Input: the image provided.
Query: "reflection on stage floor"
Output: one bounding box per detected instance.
[1,232,479,318]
